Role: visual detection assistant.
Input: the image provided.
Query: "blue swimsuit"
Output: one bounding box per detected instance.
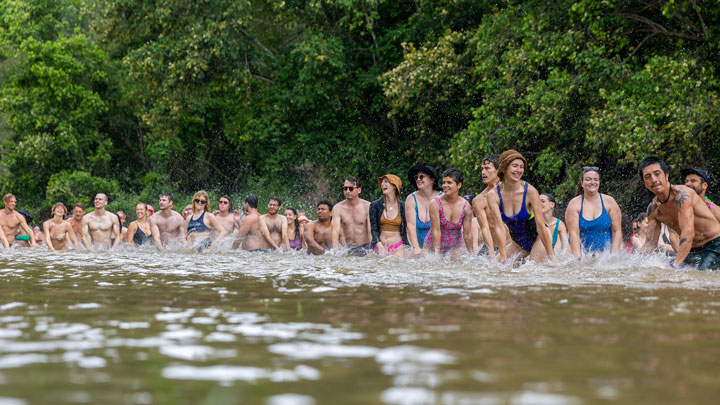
[412,193,432,248]
[579,194,612,252]
[187,212,211,233]
[497,183,538,252]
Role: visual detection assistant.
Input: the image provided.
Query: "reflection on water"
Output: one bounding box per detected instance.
[0,247,719,403]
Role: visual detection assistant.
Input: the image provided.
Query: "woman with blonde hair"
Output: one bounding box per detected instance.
[183,190,227,251]
[126,202,153,246]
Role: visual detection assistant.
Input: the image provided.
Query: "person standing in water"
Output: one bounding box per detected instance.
[0,194,34,248]
[149,193,186,251]
[82,193,121,250]
[259,197,289,251]
[126,202,153,246]
[424,169,474,257]
[682,168,720,222]
[331,176,372,256]
[370,174,408,256]
[284,207,304,250]
[405,165,441,257]
[565,167,623,256]
[305,200,334,255]
[236,194,265,251]
[640,158,720,270]
[183,190,226,251]
[487,150,555,263]
[539,193,568,255]
[66,203,85,241]
[214,195,243,237]
[474,155,508,255]
[43,202,77,251]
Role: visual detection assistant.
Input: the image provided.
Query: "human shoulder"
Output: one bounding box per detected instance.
[566,195,582,210]
[672,185,694,207]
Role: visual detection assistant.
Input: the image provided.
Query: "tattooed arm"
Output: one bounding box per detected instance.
[672,188,694,267]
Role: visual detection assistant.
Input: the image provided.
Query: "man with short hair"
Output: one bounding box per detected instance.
[149,193,185,251]
[640,157,720,270]
[682,167,720,222]
[304,200,334,255]
[0,194,33,248]
[82,193,121,250]
[259,197,289,250]
[331,176,372,255]
[236,194,264,251]
[67,203,86,240]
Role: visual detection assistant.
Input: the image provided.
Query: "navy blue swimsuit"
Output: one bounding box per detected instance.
[498,183,538,252]
[187,212,211,233]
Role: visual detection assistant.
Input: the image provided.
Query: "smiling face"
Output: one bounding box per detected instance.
[503,159,525,182]
[414,171,434,190]
[267,199,280,215]
[380,178,397,197]
[53,205,67,218]
[284,209,296,224]
[684,174,706,197]
[317,204,330,221]
[481,161,499,185]
[72,206,84,219]
[539,195,554,214]
[641,163,670,196]
[94,194,108,209]
[441,176,461,196]
[581,170,600,194]
[4,197,16,211]
[135,203,147,220]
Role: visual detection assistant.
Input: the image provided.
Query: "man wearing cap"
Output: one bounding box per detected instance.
[370,174,408,256]
[682,167,720,222]
[331,176,372,255]
[43,203,77,250]
[405,164,441,256]
[0,194,35,248]
[82,193,121,250]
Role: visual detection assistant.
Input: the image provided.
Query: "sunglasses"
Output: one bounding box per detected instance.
[414,174,429,181]
[194,199,207,205]
[218,201,229,205]
[342,186,356,192]
[582,166,600,172]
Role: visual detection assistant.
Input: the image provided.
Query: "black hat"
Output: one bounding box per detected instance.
[680,167,710,184]
[408,164,441,191]
[17,209,32,224]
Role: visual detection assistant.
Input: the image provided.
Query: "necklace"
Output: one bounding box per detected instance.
[659,187,673,204]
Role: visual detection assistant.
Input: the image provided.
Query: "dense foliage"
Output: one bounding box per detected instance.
[1,0,719,220]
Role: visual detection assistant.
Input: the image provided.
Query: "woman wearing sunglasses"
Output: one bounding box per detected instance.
[183,190,227,251]
[565,166,623,256]
[404,164,441,257]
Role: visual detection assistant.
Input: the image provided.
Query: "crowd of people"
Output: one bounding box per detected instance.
[1,150,719,270]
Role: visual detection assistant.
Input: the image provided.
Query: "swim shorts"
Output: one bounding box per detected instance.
[683,236,720,271]
[348,244,372,257]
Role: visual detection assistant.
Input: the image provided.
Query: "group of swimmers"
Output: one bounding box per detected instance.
[1,150,719,270]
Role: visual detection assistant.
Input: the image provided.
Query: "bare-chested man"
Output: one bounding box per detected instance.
[332,176,371,256]
[682,167,720,223]
[43,203,77,251]
[473,155,508,255]
[0,194,33,248]
[258,197,289,250]
[236,194,265,251]
[67,203,85,240]
[304,200,333,255]
[213,195,243,239]
[640,158,720,270]
[82,193,121,250]
[149,193,185,251]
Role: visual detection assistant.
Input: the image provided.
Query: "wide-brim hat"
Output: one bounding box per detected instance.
[408,164,441,191]
[378,174,402,195]
[17,209,32,224]
[680,167,710,184]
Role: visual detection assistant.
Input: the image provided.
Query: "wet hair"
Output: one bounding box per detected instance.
[345,176,360,188]
[638,157,668,179]
[269,196,282,206]
[219,195,232,210]
[576,167,601,196]
[245,194,258,209]
[541,192,556,204]
[481,155,499,169]
[74,203,85,210]
[192,190,210,213]
[160,192,174,202]
[3,193,15,203]
[286,207,300,236]
[317,199,333,211]
[442,168,464,185]
[635,212,648,223]
[114,212,122,227]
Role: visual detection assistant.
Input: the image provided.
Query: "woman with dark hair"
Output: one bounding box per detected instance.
[183,190,227,251]
[565,167,623,256]
[214,195,243,237]
[285,207,304,250]
[371,174,408,256]
[540,193,568,254]
[630,213,648,250]
[424,168,473,257]
[405,164,441,257]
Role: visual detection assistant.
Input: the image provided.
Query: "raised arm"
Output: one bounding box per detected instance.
[565,199,581,257]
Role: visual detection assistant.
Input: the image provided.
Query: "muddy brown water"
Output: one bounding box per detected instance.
[0,247,719,404]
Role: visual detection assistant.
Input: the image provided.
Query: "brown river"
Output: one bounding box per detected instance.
[0,247,719,404]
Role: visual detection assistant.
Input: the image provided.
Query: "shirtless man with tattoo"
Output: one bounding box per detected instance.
[236,194,265,251]
[82,193,121,250]
[44,203,77,250]
[332,176,371,256]
[258,197,289,250]
[0,194,33,248]
[304,200,333,255]
[149,193,185,251]
[682,167,720,222]
[640,158,720,270]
